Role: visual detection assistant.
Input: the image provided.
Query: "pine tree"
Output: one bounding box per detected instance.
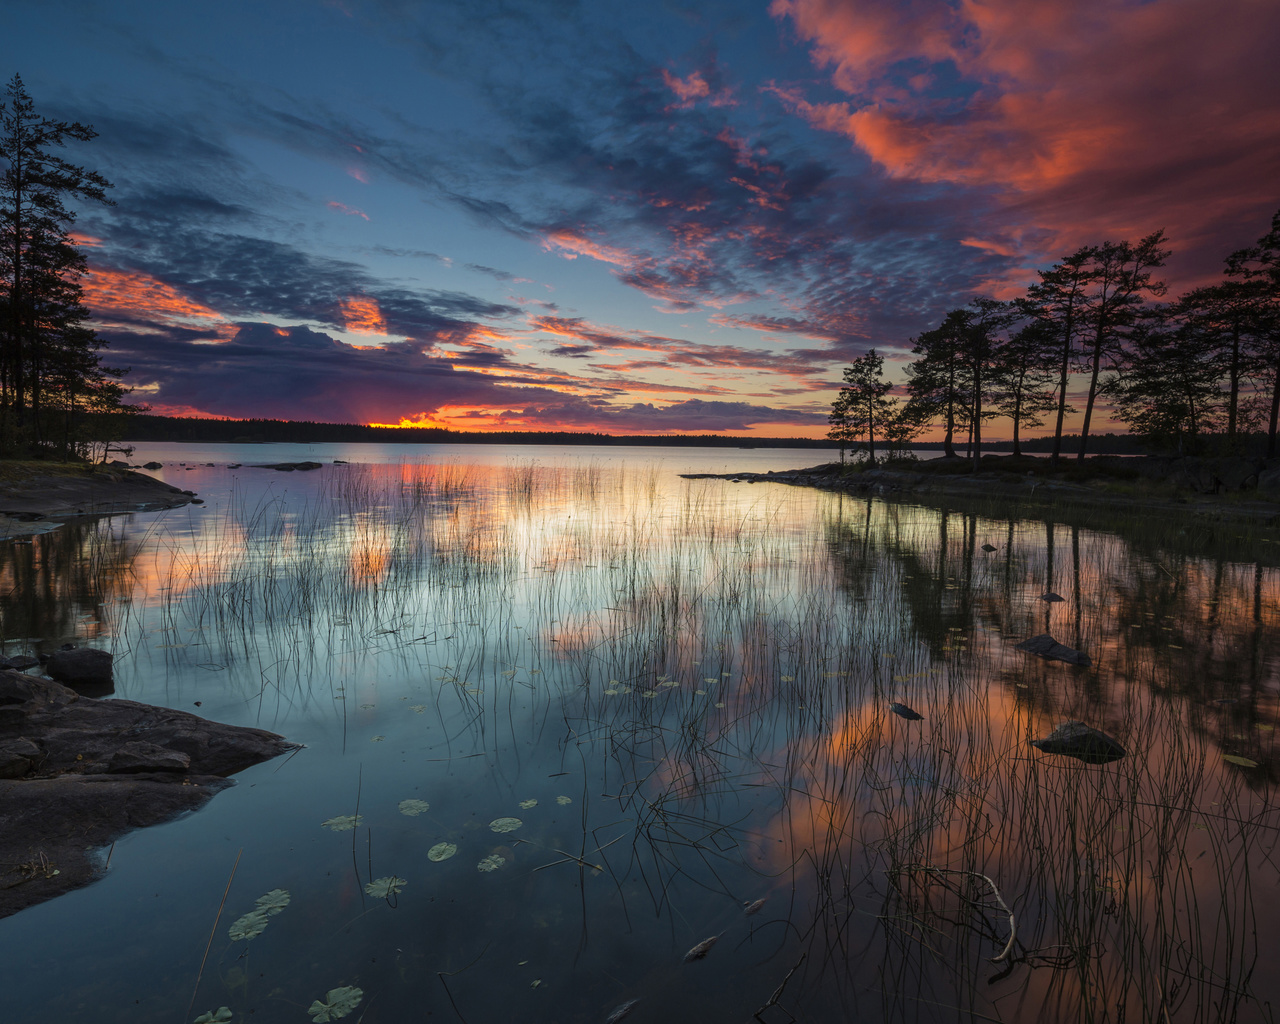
[1025,246,1095,461]
[829,349,896,465]
[992,317,1059,457]
[0,72,118,457]
[903,310,971,458]
[1224,209,1280,456]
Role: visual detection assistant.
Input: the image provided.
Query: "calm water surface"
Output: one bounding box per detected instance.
[2,444,1279,1023]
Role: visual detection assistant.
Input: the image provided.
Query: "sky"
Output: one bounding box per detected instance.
[4,0,1278,437]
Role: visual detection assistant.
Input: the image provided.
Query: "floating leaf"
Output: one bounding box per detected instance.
[193,1009,233,1024]
[501,670,517,677]
[519,798,538,809]
[604,999,639,1024]
[660,680,679,687]
[603,689,619,696]
[744,898,767,915]
[694,689,707,696]
[489,817,523,833]
[477,853,506,872]
[556,795,572,806]
[714,702,726,708]
[409,704,426,713]
[255,889,291,915]
[364,875,407,898]
[703,678,717,684]
[1224,754,1259,768]
[321,815,363,832]
[682,935,719,961]
[228,909,270,941]
[398,799,430,816]
[308,985,364,1022]
[428,842,458,862]
[370,735,385,742]
[781,675,795,682]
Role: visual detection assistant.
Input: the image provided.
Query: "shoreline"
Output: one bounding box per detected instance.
[0,463,196,539]
[682,456,1280,531]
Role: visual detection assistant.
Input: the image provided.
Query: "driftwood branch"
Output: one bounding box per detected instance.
[898,865,1017,963]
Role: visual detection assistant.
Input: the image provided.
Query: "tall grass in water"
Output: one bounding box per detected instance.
[17,460,1279,1023]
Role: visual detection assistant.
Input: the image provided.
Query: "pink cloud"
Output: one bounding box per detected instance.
[327,201,370,220]
[773,0,1280,284]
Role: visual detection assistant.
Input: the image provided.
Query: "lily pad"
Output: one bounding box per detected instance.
[254,888,291,915]
[428,842,458,862]
[489,816,523,833]
[228,908,270,941]
[321,814,364,832]
[477,853,506,872]
[398,799,430,816]
[519,798,538,809]
[556,795,572,806]
[308,985,364,1022]
[1224,754,1259,768]
[364,875,407,898]
[193,1009,233,1024]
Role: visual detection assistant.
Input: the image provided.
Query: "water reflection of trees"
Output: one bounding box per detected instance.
[813,496,1280,1021]
[0,519,142,651]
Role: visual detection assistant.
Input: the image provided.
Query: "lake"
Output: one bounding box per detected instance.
[2,443,1278,1023]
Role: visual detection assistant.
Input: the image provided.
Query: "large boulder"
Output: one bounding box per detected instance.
[0,670,296,917]
[44,647,113,689]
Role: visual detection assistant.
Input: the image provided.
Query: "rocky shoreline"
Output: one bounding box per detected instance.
[682,454,1280,526]
[0,661,296,918]
[0,464,197,539]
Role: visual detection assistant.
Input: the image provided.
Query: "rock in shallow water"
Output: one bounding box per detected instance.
[1031,721,1126,764]
[44,647,113,688]
[1015,633,1091,666]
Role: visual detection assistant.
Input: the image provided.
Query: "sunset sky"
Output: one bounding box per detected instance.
[5,0,1278,436]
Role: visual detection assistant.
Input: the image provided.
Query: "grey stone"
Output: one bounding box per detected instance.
[1,655,39,671]
[109,741,192,773]
[0,738,41,778]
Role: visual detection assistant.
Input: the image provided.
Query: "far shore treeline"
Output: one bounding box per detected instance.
[114,412,1147,454]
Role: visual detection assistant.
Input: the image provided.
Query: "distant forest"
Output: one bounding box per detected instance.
[116,413,1147,453]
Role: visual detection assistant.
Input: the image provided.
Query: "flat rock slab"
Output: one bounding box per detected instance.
[1015,633,1092,666]
[0,670,296,917]
[251,462,323,472]
[0,467,193,538]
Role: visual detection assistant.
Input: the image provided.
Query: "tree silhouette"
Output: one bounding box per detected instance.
[1,72,121,457]
[829,349,895,465]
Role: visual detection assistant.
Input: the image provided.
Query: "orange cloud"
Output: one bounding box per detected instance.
[774,0,1280,278]
[338,295,387,335]
[660,69,735,109]
[82,267,232,334]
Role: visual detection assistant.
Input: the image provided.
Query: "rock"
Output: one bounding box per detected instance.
[889,701,924,721]
[1031,721,1125,764]
[0,655,39,671]
[44,647,113,688]
[0,670,296,918]
[109,741,192,773]
[981,543,997,552]
[1040,592,1065,602]
[0,671,293,777]
[142,461,163,470]
[0,738,42,778]
[1015,633,1091,666]
[252,462,323,472]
